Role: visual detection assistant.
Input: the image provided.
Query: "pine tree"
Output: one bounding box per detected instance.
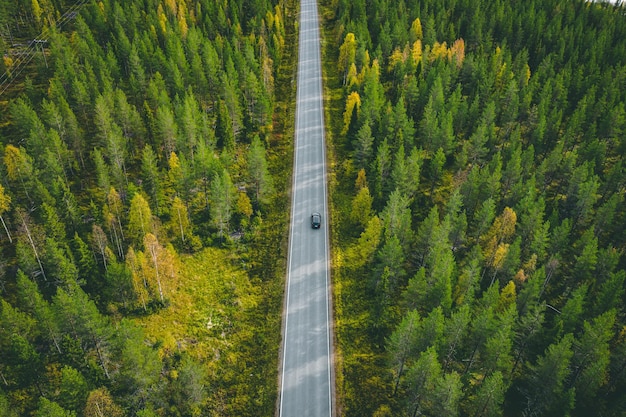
[353,119,374,169]
[388,309,421,395]
[571,310,615,403]
[442,304,471,371]
[57,366,88,413]
[4,144,36,206]
[104,187,125,259]
[209,169,234,238]
[34,398,76,417]
[467,371,506,417]
[404,347,442,417]
[247,135,273,204]
[524,333,575,417]
[372,139,392,203]
[431,371,462,417]
[557,284,588,336]
[141,144,163,215]
[350,186,373,231]
[114,320,161,406]
[14,207,47,282]
[92,149,111,196]
[345,216,383,269]
[593,271,625,316]
[53,285,114,379]
[573,228,598,282]
[16,270,62,353]
[380,189,412,249]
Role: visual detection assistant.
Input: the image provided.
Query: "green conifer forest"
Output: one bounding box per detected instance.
[0,0,297,415]
[325,0,626,416]
[2,0,626,416]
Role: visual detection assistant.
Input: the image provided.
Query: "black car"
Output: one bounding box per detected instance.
[311,212,321,229]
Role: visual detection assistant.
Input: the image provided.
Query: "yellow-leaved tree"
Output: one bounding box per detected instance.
[338,33,357,85]
[126,246,149,311]
[481,207,517,285]
[84,388,123,417]
[143,233,177,304]
[169,196,193,247]
[343,91,361,135]
[0,183,12,242]
[127,193,154,247]
[410,17,423,42]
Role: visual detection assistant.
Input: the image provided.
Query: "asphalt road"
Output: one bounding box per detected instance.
[278,0,334,415]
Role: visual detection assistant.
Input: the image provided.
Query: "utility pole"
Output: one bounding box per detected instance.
[34,39,48,68]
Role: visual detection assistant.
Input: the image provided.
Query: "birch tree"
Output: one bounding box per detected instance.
[0,183,11,242]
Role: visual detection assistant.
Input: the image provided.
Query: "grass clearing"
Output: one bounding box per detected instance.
[135,247,260,371]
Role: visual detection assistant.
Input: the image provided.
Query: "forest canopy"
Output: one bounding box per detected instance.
[0,0,295,415]
[326,0,626,416]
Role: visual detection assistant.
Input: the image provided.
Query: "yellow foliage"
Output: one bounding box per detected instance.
[347,62,359,88]
[410,17,423,41]
[450,38,465,68]
[274,5,283,33]
[492,243,509,269]
[388,48,405,72]
[135,247,261,360]
[425,38,465,68]
[514,269,527,283]
[157,4,167,33]
[2,56,13,71]
[236,191,253,218]
[496,62,513,90]
[523,254,537,273]
[411,40,422,64]
[498,207,517,238]
[351,186,373,229]
[143,233,178,303]
[265,10,274,30]
[355,168,368,191]
[32,0,42,24]
[127,247,150,311]
[165,0,177,15]
[338,32,357,79]
[3,144,22,181]
[0,183,10,214]
[178,15,188,38]
[168,151,180,170]
[346,216,382,268]
[430,41,450,62]
[483,207,517,259]
[497,280,517,312]
[85,388,124,417]
[343,91,361,134]
[171,196,191,243]
[374,405,393,417]
[371,59,381,78]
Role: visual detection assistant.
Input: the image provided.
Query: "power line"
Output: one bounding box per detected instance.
[0,0,89,96]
